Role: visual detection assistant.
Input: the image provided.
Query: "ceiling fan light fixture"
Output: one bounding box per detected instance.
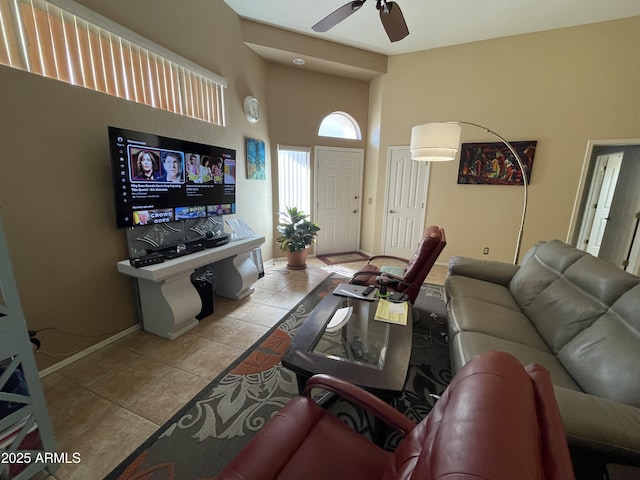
[352,0,366,12]
[376,0,390,14]
[313,0,408,43]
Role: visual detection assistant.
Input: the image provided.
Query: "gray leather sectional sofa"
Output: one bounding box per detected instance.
[445,239,640,466]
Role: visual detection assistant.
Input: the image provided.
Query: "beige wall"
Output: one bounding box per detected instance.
[265,64,370,258]
[0,0,272,369]
[1,0,638,371]
[361,76,385,256]
[364,16,640,263]
[0,0,371,370]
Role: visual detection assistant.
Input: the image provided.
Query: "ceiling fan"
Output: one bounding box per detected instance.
[312,0,409,43]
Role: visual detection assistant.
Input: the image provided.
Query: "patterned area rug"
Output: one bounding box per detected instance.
[316,251,369,265]
[106,276,450,479]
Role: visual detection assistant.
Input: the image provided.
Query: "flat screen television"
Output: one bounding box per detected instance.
[108,126,236,229]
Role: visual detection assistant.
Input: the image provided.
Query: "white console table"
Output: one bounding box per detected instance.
[117,235,265,339]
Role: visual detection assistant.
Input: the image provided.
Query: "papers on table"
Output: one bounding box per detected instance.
[374,299,408,325]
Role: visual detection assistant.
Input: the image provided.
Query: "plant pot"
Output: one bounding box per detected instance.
[286,248,308,270]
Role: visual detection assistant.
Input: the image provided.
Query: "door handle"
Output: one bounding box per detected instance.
[389,210,397,214]
[353,210,357,213]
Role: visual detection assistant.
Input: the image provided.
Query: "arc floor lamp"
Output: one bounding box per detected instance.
[409,121,529,264]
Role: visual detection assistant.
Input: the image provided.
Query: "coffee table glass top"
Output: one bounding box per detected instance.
[309,296,390,370]
[282,288,413,398]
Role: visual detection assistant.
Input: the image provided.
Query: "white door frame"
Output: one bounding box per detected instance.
[314,146,364,255]
[382,146,428,256]
[568,138,640,274]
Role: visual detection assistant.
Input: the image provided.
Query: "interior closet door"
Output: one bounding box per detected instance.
[382,147,429,258]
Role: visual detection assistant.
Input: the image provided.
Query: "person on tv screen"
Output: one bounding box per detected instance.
[132,150,161,181]
[187,154,201,183]
[159,151,183,183]
[133,210,150,225]
[200,156,213,183]
[212,158,223,184]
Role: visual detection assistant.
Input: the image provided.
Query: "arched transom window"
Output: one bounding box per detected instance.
[318,111,362,140]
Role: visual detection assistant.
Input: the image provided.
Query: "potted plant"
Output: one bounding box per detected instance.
[276,207,321,269]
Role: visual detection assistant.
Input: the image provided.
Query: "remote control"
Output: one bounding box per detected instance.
[362,286,375,296]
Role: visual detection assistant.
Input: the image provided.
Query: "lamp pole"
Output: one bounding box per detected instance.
[452,121,528,264]
[410,120,529,264]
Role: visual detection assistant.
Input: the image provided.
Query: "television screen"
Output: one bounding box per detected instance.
[108,126,236,228]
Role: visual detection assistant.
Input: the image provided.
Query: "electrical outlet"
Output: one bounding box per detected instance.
[483,247,490,255]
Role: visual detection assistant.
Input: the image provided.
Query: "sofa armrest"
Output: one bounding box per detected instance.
[447,256,520,286]
[303,374,416,436]
[553,386,640,466]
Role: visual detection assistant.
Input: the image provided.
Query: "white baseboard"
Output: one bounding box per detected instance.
[263,258,283,271]
[39,324,141,378]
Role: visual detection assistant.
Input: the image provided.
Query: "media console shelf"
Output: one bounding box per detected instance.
[117,235,265,339]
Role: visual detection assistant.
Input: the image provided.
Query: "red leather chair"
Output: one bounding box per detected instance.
[350,225,446,303]
[216,350,575,480]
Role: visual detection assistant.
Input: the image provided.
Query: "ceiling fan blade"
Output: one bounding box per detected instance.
[312,1,366,33]
[379,1,409,42]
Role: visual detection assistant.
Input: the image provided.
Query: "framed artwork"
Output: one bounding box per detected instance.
[457,140,537,185]
[245,137,266,180]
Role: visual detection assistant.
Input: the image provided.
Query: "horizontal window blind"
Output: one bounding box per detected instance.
[0,0,226,125]
[278,145,311,215]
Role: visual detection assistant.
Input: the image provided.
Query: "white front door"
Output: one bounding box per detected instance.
[586,153,623,257]
[383,147,429,258]
[315,147,364,255]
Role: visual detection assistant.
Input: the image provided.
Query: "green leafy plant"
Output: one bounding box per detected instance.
[276,207,321,253]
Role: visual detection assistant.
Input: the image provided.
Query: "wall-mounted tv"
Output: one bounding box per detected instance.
[108,126,236,229]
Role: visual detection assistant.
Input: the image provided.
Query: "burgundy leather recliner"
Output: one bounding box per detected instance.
[216,350,575,480]
[350,225,446,304]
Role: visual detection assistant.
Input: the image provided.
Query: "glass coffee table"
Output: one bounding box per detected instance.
[282,288,413,400]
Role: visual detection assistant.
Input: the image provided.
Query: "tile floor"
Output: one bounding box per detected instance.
[36,257,448,479]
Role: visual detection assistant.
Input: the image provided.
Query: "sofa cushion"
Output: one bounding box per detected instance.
[447,297,550,351]
[510,240,640,353]
[445,275,521,311]
[509,240,585,310]
[557,284,640,407]
[449,332,581,391]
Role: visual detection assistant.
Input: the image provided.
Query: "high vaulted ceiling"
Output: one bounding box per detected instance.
[224,0,640,56]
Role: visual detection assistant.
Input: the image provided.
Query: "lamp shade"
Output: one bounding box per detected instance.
[410,123,462,161]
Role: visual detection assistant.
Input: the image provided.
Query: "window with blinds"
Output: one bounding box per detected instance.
[0,0,226,125]
[278,145,311,215]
